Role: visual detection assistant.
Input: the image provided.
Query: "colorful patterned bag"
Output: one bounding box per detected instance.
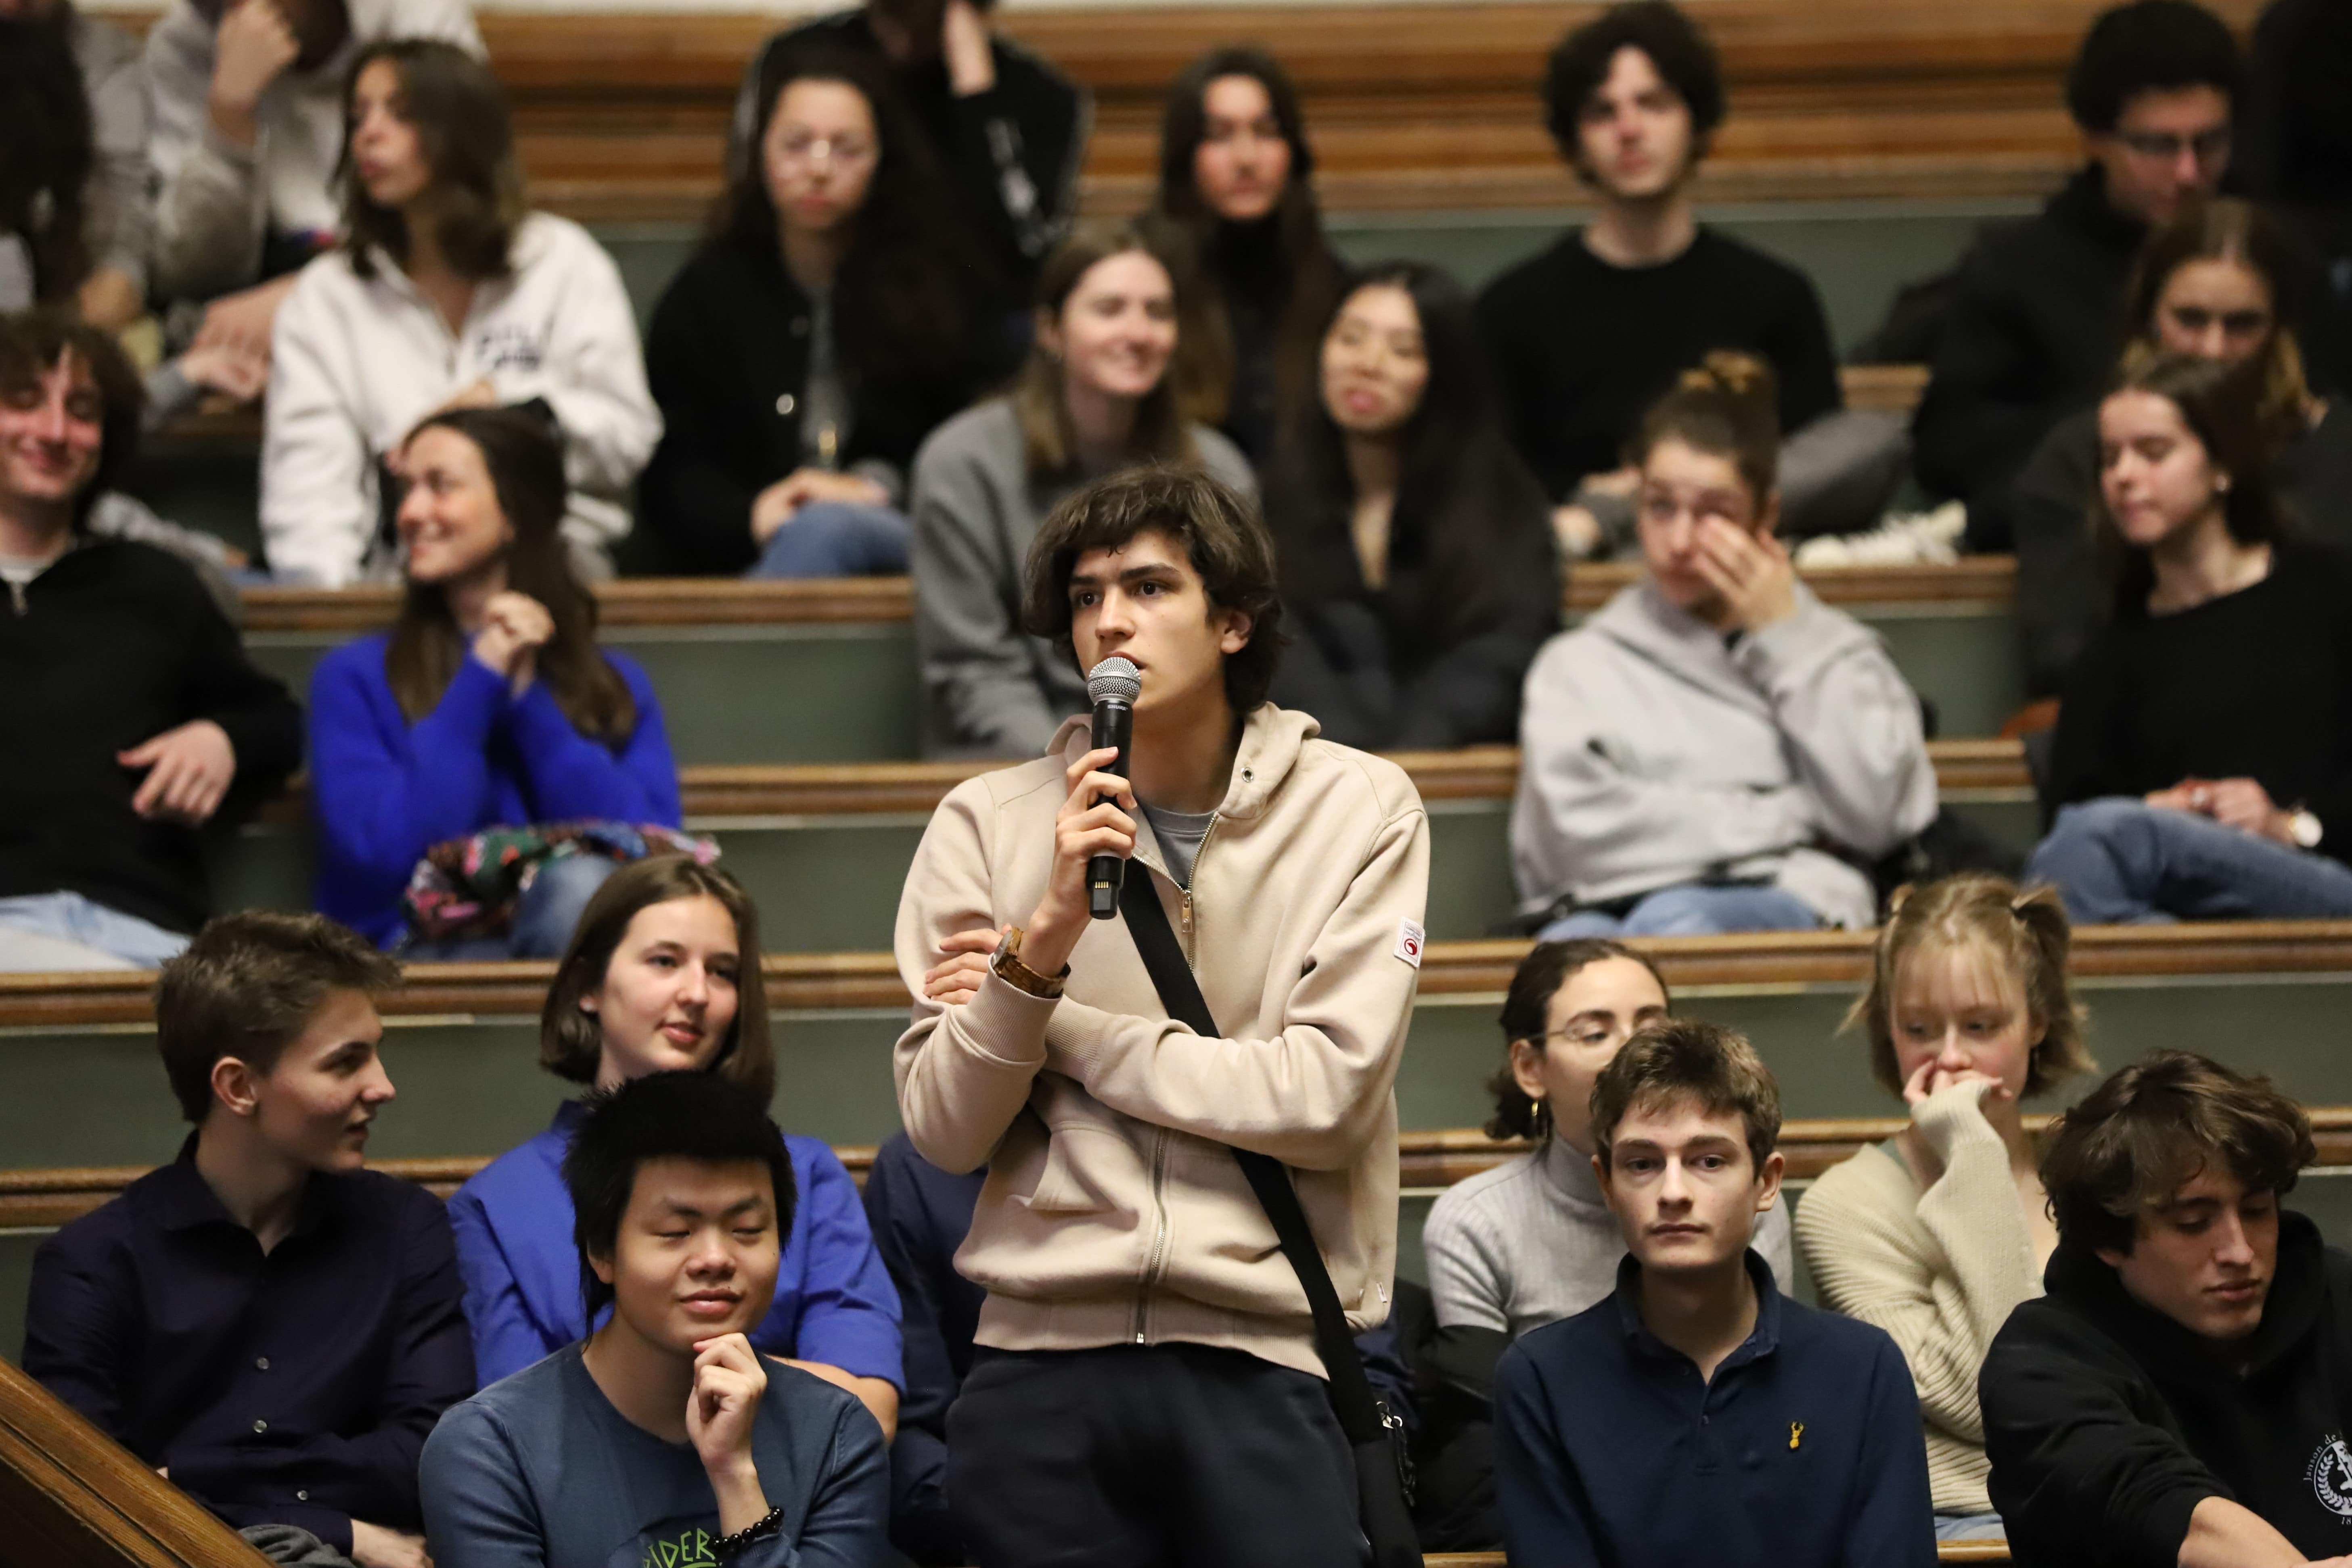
[400,822,719,944]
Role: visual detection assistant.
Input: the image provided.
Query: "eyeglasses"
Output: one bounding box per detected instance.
[2116,126,2233,163]
[773,133,877,168]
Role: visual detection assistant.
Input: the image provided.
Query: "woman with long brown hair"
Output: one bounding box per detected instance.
[307,406,679,953]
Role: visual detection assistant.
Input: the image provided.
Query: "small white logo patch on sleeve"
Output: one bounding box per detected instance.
[1394,919,1425,968]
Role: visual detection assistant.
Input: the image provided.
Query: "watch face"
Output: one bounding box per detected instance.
[2294,812,2325,849]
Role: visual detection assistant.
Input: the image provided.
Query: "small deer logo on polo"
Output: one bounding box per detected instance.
[2308,1435,2352,1520]
[1789,1422,1804,1451]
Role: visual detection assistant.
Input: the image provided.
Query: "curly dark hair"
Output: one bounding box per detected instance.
[1543,1,1725,172]
[720,42,986,387]
[2065,0,2244,135]
[0,9,94,303]
[0,306,145,527]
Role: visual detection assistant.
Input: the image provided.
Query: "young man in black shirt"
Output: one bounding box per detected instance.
[0,308,301,970]
[1477,0,1841,562]
[1982,1051,2352,1568]
[25,911,474,1568]
[1914,0,2242,549]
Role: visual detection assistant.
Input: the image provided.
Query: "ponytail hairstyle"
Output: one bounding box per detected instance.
[2093,349,2289,609]
[2122,197,2310,453]
[385,406,638,744]
[1485,938,1672,1141]
[1848,872,2095,1100]
[1626,349,1782,513]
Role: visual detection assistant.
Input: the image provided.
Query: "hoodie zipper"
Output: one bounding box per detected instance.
[1133,814,1220,1341]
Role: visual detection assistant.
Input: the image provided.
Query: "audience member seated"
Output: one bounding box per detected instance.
[0,309,300,972]
[263,40,657,586]
[1416,941,1795,1550]
[861,1128,1413,1566]
[0,0,147,330]
[640,47,988,579]
[24,912,473,1568]
[732,0,1084,303]
[1495,1020,1938,1568]
[448,857,903,1437]
[911,221,1254,757]
[144,0,481,364]
[306,408,678,955]
[1913,0,2241,551]
[1795,874,2099,1545]
[421,1070,891,1568]
[2016,198,2352,697]
[1509,354,1938,939]
[1261,263,1558,751]
[1980,1051,2352,1566]
[2029,352,2352,922]
[1478,1,1841,564]
[1142,46,1343,463]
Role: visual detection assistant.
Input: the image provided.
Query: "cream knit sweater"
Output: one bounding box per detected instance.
[1793,1081,2042,1514]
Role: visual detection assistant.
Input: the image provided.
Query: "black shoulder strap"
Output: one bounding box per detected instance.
[1115,870,1388,1446]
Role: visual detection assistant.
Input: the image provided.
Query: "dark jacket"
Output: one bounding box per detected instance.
[637,234,984,574]
[734,10,1087,299]
[2013,399,2352,696]
[0,537,301,933]
[1912,164,2149,549]
[1981,1212,2352,1566]
[1263,431,1561,751]
[859,1130,1416,1566]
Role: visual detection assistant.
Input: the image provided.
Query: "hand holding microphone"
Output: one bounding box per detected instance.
[1084,657,1140,919]
[1021,658,1142,978]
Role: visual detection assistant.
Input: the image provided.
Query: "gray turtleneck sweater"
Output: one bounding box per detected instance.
[1422,1134,1796,1336]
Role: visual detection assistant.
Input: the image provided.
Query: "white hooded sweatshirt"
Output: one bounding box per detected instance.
[262,213,661,586]
[1509,577,1938,929]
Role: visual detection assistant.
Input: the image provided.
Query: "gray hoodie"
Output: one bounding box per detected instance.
[1509,578,1936,929]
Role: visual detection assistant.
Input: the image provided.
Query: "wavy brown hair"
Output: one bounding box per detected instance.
[339,39,523,282]
[1013,222,1196,477]
[2122,198,2311,452]
[1590,1018,1781,1176]
[0,307,144,528]
[385,407,636,743]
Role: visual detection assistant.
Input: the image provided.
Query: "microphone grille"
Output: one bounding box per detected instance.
[1086,656,1142,705]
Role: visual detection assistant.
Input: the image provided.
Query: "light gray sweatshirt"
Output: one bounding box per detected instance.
[908,396,1255,758]
[1509,578,1936,929]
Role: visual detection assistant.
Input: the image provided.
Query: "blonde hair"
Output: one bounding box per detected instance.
[1848,873,2094,1100]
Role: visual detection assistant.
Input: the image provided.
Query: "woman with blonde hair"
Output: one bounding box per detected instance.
[1796,872,2096,1541]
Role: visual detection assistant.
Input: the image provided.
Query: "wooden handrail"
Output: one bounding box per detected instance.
[4,920,2350,1027]
[0,1355,273,1568]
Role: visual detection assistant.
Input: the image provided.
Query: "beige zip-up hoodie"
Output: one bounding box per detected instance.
[893,704,1429,1380]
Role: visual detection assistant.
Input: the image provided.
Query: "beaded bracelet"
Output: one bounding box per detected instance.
[714,1504,783,1561]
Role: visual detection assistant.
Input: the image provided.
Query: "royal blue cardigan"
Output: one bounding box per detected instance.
[307,633,681,946]
[448,1101,905,1390]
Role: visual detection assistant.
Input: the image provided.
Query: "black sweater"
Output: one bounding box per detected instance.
[1475,228,1841,503]
[637,235,985,574]
[1912,165,2149,546]
[2049,541,2352,861]
[1981,1214,2352,1567]
[0,539,302,933]
[737,11,1086,299]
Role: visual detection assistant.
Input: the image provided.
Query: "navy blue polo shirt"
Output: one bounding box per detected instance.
[22,1136,476,1555]
[1496,1250,1936,1568]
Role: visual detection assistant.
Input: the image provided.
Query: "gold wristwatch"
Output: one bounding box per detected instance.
[990,926,1067,999]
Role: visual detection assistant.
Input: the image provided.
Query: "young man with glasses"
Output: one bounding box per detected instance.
[1913,0,2243,550]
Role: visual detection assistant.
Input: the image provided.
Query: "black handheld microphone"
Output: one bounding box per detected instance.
[1085,655,1141,920]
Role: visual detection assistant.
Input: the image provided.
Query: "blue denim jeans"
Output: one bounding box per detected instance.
[1535,883,1821,940]
[2025,798,2352,924]
[747,500,911,578]
[403,854,620,962]
[0,891,191,971]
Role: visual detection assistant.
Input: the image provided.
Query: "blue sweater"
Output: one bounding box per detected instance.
[419,1341,887,1568]
[307,632,680,946]
[1496,1251,1936,1568]
[449,1101,904,1390]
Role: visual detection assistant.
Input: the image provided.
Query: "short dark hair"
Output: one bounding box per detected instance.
[1544,1,1725,171]
[1486,939,1671,1141]
[155,912,401,1123]
[0,307,145,526]
[1590,1018,1781,1175]
[1021,464,1287,718]
[540,856,774,1104]
[339,38,522,281]
[563,1070,798,1323]
[2065,0,2244,135]
[2041,1050,2313,1256]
